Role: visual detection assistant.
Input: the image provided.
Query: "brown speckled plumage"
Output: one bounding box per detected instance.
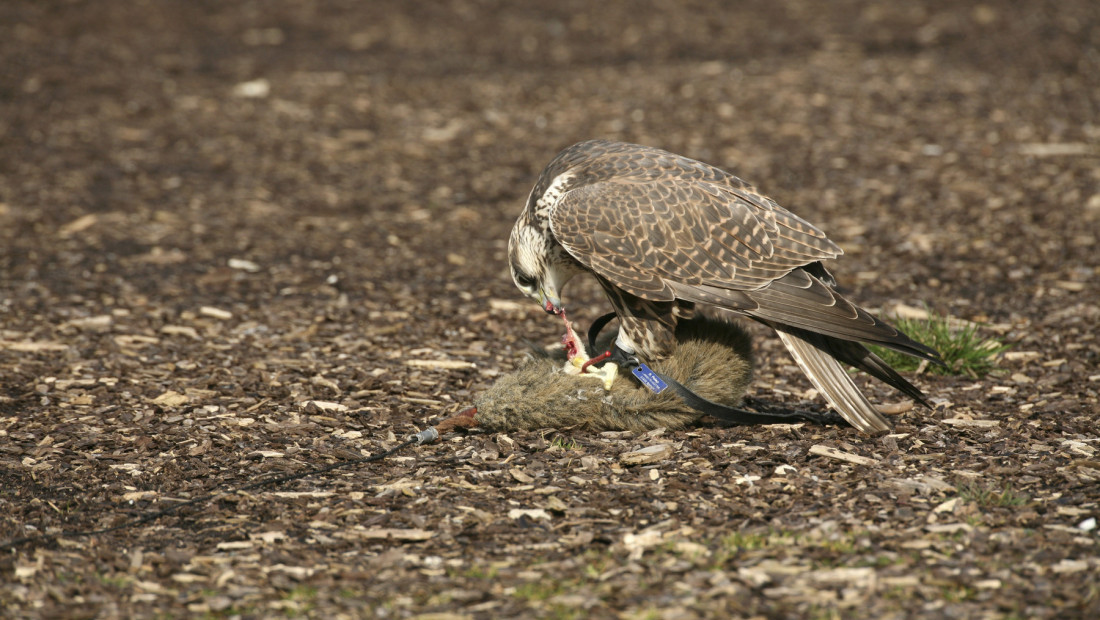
[474,316,752,432]
[508,140,943,433]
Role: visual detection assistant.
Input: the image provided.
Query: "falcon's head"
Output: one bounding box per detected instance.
[508,219,579,316]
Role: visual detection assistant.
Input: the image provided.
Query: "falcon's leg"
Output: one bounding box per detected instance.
[596,277,679,360]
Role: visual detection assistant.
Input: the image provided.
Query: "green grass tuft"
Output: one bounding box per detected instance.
[957,481,1029,507]
[549,436,579,451]
[870,310,1009,378]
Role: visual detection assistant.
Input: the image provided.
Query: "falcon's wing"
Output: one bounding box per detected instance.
[549,178,938,362]
[549,178,839,297]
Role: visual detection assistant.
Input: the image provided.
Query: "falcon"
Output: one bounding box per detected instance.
[508,139,942,433]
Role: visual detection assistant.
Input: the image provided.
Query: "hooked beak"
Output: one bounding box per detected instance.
[536,288,564,316]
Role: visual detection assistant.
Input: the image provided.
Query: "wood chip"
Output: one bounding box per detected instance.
[543,495,568,512]
[0,340,70,352]
[509,468,535,484]
[1018,142,1095,156]
[808,444,878,466]
[891,304,976,328]
[250,531,287,543]
[620,443,674,465]
[301,400,347,412]
[228,257,261,272]
[151,390,189,407]
[941,418,1000,428]
[489,299,527,312]
[877,400,914,415]
[114,334,160,347]
[925,523,973,534]
[405,359,477,370]
[65,315,113,331]
[262,564,316,580]
[340,528,434,541]
[199,306,233,320]
[887,476,956,495]
[809,566,875,587]
[508,508,551,521]
[310,374,341,393]
[1002,351,1041,362]
[933,498,959,514]
[59,213,99,237]
[1051,559,1090,574]
[161,325,201,340]
[882,575,921,587]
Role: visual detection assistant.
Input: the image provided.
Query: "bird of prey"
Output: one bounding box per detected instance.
[508,139,942,433]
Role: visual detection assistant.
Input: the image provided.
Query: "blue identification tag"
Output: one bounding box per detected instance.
[632,363,668,394]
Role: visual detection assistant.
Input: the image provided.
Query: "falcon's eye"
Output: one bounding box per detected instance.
[514,271,538,291]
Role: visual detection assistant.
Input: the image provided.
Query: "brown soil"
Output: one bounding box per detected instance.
[2,1,1098,618]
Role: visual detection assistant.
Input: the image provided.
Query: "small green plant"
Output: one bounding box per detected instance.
[817,536,857,554]
[545,604,587,620]
[549,436,579,451]
[957,481,1029,507]
[940,583,977,602]
[513,580,566,601]
[870,310,1009,378]
[458,564,500,580]
[283,585,318,601]
[96,573,132,589]
[623,608,661,620]
[720,530,772,552]
[808,605,843,620]
[279,585,318,617]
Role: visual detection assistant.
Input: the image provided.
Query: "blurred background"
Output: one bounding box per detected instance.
[2,1,1096,320]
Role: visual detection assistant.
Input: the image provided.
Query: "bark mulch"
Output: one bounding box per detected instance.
[1,1,1097,618]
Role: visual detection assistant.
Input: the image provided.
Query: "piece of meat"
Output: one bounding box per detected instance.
[559,311,585,362]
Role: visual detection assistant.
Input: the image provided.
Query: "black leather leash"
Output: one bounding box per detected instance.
[585,312,847,427]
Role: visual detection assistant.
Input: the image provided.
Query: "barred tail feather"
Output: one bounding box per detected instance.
[775,330,894,433]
